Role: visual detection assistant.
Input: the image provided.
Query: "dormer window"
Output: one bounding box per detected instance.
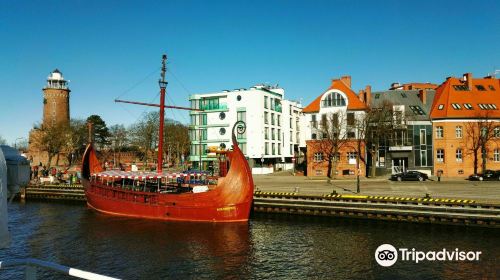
[475,85,486,91]
[321,92,346,107]
[451,103,462,110]
[438,104,444,110]
[453,85,469,91]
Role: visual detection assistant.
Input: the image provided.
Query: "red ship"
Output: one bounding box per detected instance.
[81,55,254,222]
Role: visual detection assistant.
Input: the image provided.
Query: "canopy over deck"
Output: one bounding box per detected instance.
[91,170,209,180]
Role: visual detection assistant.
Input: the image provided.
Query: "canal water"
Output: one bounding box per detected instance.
[0,202,498,279]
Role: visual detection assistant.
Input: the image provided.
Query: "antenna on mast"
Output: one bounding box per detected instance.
[159,54,167,88]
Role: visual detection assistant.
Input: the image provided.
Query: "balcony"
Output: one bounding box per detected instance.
[200,103,228,111]
[271,104,282,112]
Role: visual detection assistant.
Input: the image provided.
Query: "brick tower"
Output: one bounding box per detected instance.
[42,69,70,127]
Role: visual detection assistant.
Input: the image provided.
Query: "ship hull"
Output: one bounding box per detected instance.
[83,179,252,222]
[81,122,254,223]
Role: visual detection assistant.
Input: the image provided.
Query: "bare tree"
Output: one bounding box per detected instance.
[164,121,189,167]
[64,119,89,166]
[109,124,128,165]
[30,123,70,168]
[464,111,500,174]
[364,101,397,177]
[0,135,6,145]
[312,112,350,179]
[129,111,159,168]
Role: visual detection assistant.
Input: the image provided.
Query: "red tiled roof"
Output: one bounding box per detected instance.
[303,79,367,113]
[430,76,500,119]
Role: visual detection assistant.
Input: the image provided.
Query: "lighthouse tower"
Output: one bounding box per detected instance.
[42,69,70,127]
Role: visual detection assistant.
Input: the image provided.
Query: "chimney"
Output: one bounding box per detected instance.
[340,76,351,88]
[418,89,427,105]
[365,85,372,105]
[463,73,473,89]
[358,90,365,103]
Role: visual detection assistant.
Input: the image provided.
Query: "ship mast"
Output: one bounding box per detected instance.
[115,54,203,174]
[157,54,167,173]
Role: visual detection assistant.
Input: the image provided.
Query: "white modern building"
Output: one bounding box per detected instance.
[189,85,305,173]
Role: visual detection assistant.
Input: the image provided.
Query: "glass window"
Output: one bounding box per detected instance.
[456,148,463,162]
[321,114,327,127]
[494,127,500,138]
[420,150,427,166]
[278,129,281,141]
[265,142,269,155]
[494,149,500,162]
[271,113,275,125]
[272,143,275,155]
[347,152,357,164]
[419,129,426,145]
[436,126,443,138]
[347,113,355,126]
[322,92,346,107]
[314,152,323,162]
[271,128,275,140]
[264,96,268,109]
[237,111,246,122]
[437,149,444,163]
[264,112,269,124]
[219,128,226,135]
[475,85,486,91]
[456,126,462,138]
[438,104,444,110]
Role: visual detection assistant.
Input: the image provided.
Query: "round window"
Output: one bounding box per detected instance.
[220,143,226,149]
[237,95,242,101]
[219,112,226,120]
[219,128,226,135]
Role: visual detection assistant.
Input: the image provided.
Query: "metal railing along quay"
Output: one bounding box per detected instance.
[18,185,500,227]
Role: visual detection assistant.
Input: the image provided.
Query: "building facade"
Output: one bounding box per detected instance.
[368,88,436,176]
[42,69,71,127]
[28,69,72,166]
[430,73,500,177]
[303,76,367,177]
[188,85,304,173]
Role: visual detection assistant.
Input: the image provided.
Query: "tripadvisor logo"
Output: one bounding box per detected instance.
[375,244,482,267]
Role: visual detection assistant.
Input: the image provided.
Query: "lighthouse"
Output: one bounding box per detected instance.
[42,69,70,128]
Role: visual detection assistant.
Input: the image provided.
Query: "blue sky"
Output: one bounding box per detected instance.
[0,0,499,144]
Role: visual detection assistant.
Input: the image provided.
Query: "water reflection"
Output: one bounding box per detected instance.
[0,203,498,280]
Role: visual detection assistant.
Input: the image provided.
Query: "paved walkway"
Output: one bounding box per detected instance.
[253,174,500,204]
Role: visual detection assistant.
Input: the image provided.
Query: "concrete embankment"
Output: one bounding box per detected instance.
[18,184,500,228]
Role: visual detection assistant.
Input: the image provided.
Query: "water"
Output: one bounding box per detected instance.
[0,202,498,279]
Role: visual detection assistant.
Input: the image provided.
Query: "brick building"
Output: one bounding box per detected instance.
[28,69,71,166]
[430,73,500,177]
[303,76,367,177]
